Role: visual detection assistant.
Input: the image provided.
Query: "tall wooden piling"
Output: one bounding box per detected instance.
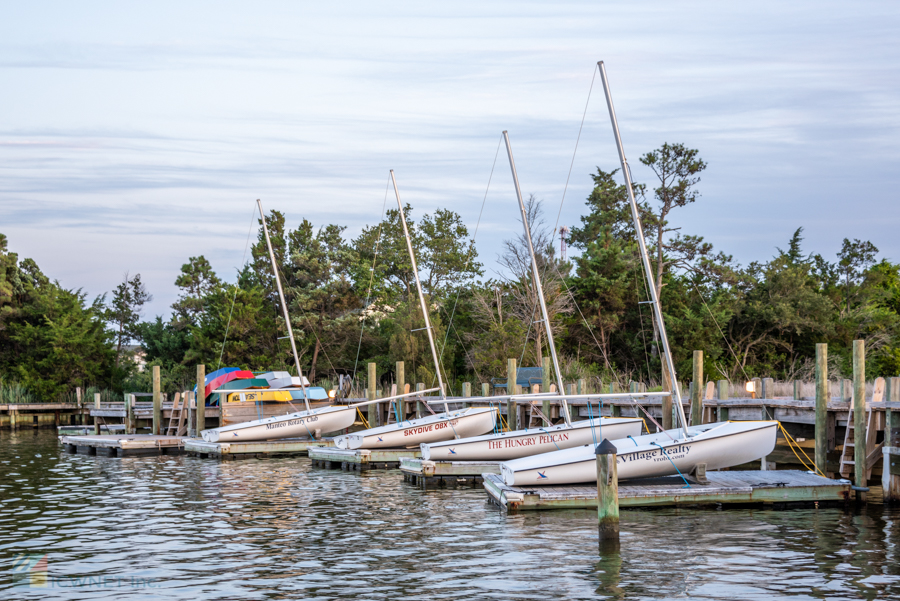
[542,356,552,424]
[717,380,729,422]
[852,340,866,498]
[815,343,829,476]
[195,364,205,436]
[595,439,619,541]
[152,365,161,435]
[761,377,775,420]
[396,361,405,417]
[691,351,703,427]
[662,363,673,430]
[884,377,900,503]
[125,393,135,434]
[368,363,377,427]
[462,382,471,408]
[506,358,517,430]
[94,392,101,435]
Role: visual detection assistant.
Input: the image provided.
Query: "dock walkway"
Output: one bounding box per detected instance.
[185,437,334,459]
[309,446,420,471]
[400,458,501,489]
[60,434,188,457]
[484,470,851,512]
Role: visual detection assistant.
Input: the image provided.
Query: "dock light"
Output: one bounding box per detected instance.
[328,389,336,398]
[745,381,755,393]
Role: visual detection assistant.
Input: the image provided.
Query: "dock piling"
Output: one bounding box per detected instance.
[596,439,619,543]
[396,361,405,416]
[691,351,703,426]
[852,340,867,501]
[815,343,829,476]
[93,392,101,435]
[196,364,205,436]
[482,383,490,397]
[717,380,729,421]
[506,358,517,430]
[542,356,552,424]
[152,365,161,435]
[367,363,377,427]
[661,364,673,430]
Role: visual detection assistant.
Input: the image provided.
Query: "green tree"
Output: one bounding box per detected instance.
[172,256,221,328]
[105,273,152,367]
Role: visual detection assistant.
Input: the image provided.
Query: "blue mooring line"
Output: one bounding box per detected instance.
[651,442,691,488]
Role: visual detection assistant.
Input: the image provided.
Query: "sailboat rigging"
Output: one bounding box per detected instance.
[333,170,497,450]
[498,61,778,484]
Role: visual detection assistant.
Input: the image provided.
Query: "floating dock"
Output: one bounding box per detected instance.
[60,434,188,457]
[184,437,335,460]
[309,446,421,471]
[484,470,852,512]
[400,458,500,489]
[57,424,125,436]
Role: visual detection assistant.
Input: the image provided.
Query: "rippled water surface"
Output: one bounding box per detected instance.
[1,431,899,600]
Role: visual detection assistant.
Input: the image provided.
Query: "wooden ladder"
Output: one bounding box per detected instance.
[839,378,885,480]
[165,392,188,436]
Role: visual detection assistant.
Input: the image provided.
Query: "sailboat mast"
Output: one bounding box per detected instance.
[389,170,449,410]
[257,199,311,412]
[596,62,690,438]
[501,131,572,427]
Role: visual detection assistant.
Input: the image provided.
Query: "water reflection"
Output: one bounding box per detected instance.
[1,430,899,600]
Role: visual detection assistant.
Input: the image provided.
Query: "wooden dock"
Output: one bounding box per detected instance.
[184,437,335,460]
[59,434,189,457]
[58,424,125,436]
[309,446,421,471]
[483,470,852,512]
[400,458,500,489]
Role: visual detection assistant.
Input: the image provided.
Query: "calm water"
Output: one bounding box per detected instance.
[1,431,898,600]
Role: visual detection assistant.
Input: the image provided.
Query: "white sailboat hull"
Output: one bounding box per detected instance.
[421,417,644,461]
[500,421,778,486]
[334,407,497,450]
[201,405,357,443]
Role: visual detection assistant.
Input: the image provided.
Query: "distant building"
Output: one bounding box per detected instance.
[122,345,147,372]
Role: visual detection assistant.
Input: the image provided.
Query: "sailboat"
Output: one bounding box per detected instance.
[333,171,498,450]
[420,131,644,462]
[202,199,358,443]
[498,61,777,485]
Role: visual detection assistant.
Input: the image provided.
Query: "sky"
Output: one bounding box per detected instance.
[1,1,898,319]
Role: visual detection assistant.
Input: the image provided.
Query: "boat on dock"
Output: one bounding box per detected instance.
[499,421,777,486]
[201,199,357,444]
[421,416,642,461]
[334,406,498,449]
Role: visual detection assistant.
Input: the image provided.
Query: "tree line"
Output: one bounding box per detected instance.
[2,142,898,399]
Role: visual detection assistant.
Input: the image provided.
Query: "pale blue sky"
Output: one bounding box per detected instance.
[2,1,898,318]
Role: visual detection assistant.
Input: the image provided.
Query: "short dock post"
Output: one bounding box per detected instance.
[793,380,802,400]
[76,387,82,425]
[762,377,774,419]
[542,356,552,423]
[396,361,405,416]
[691,351,703,426]
[883,377,900,503]
[506,358,517,430]
[93,393,101,435]
[596,439,619,543]
[416,383,425,417]
[853,340,867,501]
[717,380,729,421]
[481,383,490,397]
[367,363,377,427]
[152,365,161,435]
[662,364,673,430]
[125,393,135,434]
[9,407,16,430]
[815,343,829,476]
[196,364,205,436]
[842,379,852,402]
[462,382,471,408]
